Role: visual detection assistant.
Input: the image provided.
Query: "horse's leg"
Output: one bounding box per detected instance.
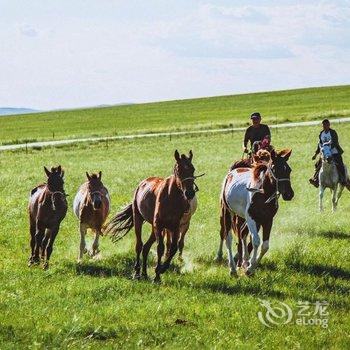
[256,220,272,266]
[225,230,237,277]
[241,234,250,269]
[133,208,144,279]
[141,229,156,279]
[91,230,101,257]
[28,220,36,266]
[77,223,88,263]
[154,228,165,283]
[178,223,189,262]
[245,214,260,275]
[160,228,179,274]
[215,205,230,262]
[33,223,45,264]
[43,226,59,270]
[335,184,344,208]
[319,186,325,212]
[165,229,171,260]
[41,229,50,261]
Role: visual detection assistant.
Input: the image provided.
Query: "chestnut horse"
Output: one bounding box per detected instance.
[217,149,294,276]
[28,166,68,269]
[105,150,200,283]
[73,172,110,262]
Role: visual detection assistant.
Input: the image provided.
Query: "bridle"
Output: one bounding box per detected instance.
[264,165,291,206]
[173,166,205,193]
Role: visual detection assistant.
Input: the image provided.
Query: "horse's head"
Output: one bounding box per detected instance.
[86,171,103,210]
[174,150,196,200]
[270,149,294,201]
[44,165,64,192]
[321,144,333,164]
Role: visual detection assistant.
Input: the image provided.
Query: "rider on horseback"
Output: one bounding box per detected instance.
[243,112,271,155]
[309,119,346,187]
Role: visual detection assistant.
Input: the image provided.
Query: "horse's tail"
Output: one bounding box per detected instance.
[103,203,134,242]
[220,176,232,240]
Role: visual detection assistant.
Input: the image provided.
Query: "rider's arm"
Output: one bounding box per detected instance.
[243,128,250,150]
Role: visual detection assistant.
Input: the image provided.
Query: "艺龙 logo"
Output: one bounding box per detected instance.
[257,299,293,327]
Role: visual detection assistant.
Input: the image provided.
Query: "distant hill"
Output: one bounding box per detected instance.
[0,108,38,116]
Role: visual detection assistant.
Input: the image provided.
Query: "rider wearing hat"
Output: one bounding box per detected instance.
[309,119,346,187]
[243,112,271,154]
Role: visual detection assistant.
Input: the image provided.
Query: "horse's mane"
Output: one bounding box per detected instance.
[252,163,268,183]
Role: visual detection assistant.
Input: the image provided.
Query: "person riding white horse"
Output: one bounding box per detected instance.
[319,142,348,212]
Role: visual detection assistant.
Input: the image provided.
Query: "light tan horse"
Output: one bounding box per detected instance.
[73,172,110,262]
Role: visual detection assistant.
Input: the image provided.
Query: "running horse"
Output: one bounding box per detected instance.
[73,172,110,262]
[104,150,201,283]
[217,149,294,276]
[319,143,349,212]
[28,166,68,269]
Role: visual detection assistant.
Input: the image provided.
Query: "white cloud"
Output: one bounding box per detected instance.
[0,1,349,109]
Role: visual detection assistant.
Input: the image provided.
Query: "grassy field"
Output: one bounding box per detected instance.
[0,85,350,145]
[0,121,349,349]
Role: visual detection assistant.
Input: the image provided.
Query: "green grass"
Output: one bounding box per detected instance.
[1,85,350,145]
[0,122,349,349]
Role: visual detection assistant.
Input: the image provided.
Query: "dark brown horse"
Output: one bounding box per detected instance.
[28,166,68,269]
[105,150,200,283]
[73,172,110,262]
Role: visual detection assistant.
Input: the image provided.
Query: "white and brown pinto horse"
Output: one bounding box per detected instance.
[319,143,348,212]
[105,150,200,283]
[73,172,110,262]
[217,149,294,276]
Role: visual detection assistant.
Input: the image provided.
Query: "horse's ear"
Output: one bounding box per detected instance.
[57,165,62,173]
[44,166,51,177]
[174,150,180,162]
[189,150,193,161]
[86,172,91,181]
[279,149,292,161]
[98,171,102,179]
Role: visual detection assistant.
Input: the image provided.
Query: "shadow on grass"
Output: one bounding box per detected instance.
[311,230,350,241]
[286,261,350,280]
[64,254,135,279]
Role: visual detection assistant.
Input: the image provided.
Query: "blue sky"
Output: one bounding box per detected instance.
[1,0,349,109]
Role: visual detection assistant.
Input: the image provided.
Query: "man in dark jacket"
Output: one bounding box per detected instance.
[243,112,271,153]
[309,119,346,187]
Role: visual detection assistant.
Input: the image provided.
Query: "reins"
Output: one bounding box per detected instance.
[264,166,290,206]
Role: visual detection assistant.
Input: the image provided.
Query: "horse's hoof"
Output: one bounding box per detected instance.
[242,261,250,269]
[28,259,35,267]
[153,276,161,284]
[214,255,223,263]
[245,267,255,276]
[43,262,49,270]
[133,273,141,280]
[230,270,238,278]
[141,273,150,281]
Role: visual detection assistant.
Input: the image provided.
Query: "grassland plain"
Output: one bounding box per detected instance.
[0,123,350,349]
[0,85,350,145]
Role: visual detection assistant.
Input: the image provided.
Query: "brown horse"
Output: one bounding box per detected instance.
[28,166,68,269]
[216,149,294,275]
[105,150,200,283]
[73,172,110,262]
